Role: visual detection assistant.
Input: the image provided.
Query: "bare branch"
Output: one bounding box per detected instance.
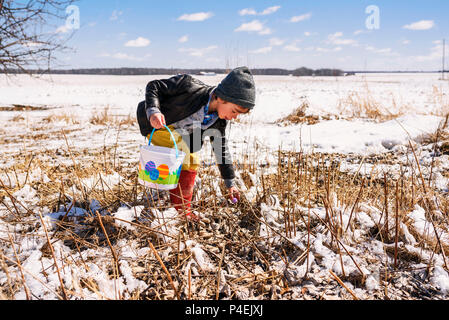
[0,0,78,76]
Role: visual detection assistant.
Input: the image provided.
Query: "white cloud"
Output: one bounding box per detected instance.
[239,6,280,16]
[327,32,357,46]
[376,48,392,54]
[239,8,257,16]
[403,20,435,30]
[235,20,263,32]
[113,53,140,61]
[100,53,149,61]
[179,35,189,43]
[353,30,370,35]
[250,46,272,54]
[402,40,410,45]
[125,37,151,48]
[365,46,399,56]
[22,41,44,48]
[334,38,356,45]
[290,13,312,23]
[269,38,285,46]
[330,32,343,38]
[179,45,218,57]
[55,25,70,34]
[258,28,272,35]
[178,12,214,22]
[411,43,448,62]
[315,47,340,53]
[304,31,318,37]
[110,10,123,21]
[235,20,271,35]
[260,6,281,15]
[284,44,301,52]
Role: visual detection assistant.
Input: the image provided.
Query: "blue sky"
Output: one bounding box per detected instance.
[53,0,449,71]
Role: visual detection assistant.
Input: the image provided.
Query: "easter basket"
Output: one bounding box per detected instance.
[138,126,186,190]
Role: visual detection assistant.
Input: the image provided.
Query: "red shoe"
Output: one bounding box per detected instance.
[169,170,199,221]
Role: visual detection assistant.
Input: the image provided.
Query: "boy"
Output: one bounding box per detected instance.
[137,67,256,220]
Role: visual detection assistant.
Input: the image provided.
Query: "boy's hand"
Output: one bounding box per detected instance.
[228,186,240,203]
[149,113,166,129]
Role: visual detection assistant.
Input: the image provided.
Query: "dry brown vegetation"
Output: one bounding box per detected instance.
[42,113,80,125]
[1,121,449,300]
[1,84,449,299]
[336,92,407,122]
[432,85,449,117]
[89,106,136,126]
[278,101,323,125]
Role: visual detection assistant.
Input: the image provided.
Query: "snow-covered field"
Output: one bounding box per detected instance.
[0,73,447,156]
[0,73,448,300]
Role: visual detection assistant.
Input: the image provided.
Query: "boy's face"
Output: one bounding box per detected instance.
[215,97,250,121]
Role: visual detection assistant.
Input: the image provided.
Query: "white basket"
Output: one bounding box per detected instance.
[138,126,186,190]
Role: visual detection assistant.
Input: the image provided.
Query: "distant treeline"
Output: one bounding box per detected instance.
[2,67,346,76]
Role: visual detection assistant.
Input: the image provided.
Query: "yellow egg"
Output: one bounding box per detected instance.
[157,164,169,180]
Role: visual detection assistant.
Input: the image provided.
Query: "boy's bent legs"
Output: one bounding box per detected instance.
[169,169,198,220]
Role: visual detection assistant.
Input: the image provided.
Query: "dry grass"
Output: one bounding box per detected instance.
[432,85,449,117]
[42,113,80,125]
[278,100,322,125]
[90,106,136,126]
[337,92,407,122]
[0,104,51,111]
[415,114,449,147]
[11,114,25,122]
[1,122,449,300]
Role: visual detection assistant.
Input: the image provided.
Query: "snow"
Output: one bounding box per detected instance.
[112,206,142,231]
[229,115,444,156]
[431,266,449,294]
[408,205,439,243]
[1,73,448,300]
[365,275,380,292]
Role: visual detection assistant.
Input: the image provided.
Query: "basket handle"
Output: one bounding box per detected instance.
[148,125,180,158]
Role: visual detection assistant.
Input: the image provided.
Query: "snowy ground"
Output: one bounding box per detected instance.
[0,73,447,155]
[0,73,448,300]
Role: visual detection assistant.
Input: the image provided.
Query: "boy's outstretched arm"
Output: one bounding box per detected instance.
[209,125,240,202]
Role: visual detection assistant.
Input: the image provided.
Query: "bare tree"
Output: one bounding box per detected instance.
[0,0,77,75]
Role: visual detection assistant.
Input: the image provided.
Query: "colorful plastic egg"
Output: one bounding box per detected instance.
[157,164,170,180]
[145,161,156,174]
[149,169,159,180]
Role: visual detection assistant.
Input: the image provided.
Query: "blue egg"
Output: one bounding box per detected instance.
[149,169,160,180]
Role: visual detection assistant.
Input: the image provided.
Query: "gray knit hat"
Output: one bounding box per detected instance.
[215,67,256,110]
